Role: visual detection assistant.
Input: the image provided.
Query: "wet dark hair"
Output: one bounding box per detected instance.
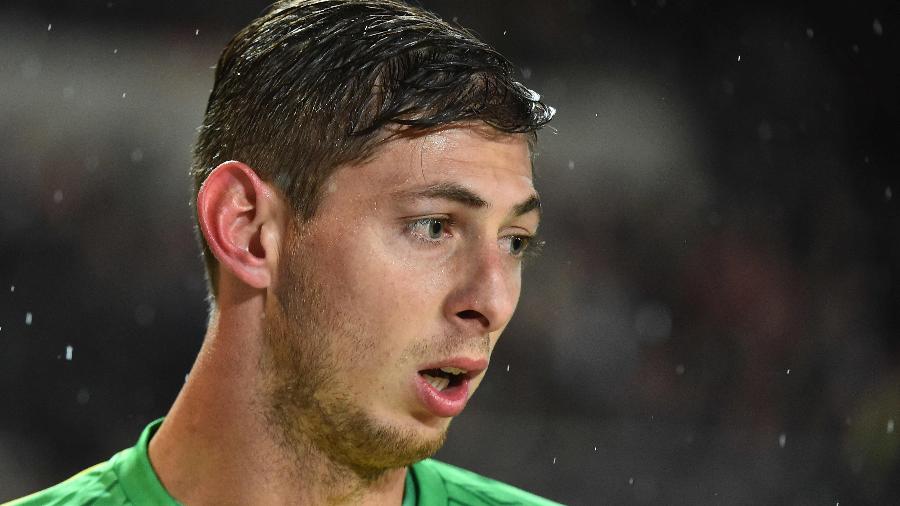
[191,0,555,297]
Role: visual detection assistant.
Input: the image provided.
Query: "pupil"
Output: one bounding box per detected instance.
[429,221,442,237]
[511,237,522,252]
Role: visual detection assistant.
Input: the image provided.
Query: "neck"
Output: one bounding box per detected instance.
[147,300,408,506]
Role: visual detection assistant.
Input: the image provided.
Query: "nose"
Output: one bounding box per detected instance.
[444,243,520,334]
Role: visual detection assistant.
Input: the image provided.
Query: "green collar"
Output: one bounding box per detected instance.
[117,418,422,505]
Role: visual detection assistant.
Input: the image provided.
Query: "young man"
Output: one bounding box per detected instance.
[10,0,557,504]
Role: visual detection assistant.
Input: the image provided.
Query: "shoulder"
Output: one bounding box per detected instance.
[411,459,565,506]
[5,456,128,506]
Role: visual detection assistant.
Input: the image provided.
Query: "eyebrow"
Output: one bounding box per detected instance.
[392,182,541,217]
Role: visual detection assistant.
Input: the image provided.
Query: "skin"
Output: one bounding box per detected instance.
[148,125,540,505]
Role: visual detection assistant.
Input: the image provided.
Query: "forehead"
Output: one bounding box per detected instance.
[353,126,535,194]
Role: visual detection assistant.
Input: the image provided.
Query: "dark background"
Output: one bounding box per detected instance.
[2,1,898,504]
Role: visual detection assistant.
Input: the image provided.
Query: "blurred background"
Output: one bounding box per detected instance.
[1,0,898,504]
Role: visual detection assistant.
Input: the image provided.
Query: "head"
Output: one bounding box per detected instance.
[191,0,553,479]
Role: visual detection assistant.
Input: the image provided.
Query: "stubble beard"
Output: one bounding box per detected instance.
[258,233,447,483]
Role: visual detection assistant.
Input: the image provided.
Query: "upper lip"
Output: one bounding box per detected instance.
[417,357,488,379]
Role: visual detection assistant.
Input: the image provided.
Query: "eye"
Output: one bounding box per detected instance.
[407,217,451,243]
[501,235,532,257]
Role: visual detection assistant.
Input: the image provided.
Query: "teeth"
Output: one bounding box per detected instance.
[422,373,450,392]
[440,366,466,375]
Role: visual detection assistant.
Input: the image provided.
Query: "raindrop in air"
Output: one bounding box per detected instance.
[65,345,73,361]
[567,160,575,170]
[47,23,52,31]
[737,55,741,62]
[10,285,14,292]
[885,187,893,201]
[888,419,895,434]
[195,29,200,36]
[675,364,685,375]
[506,364,510,372]
[778,433,787,448]
[873,18,883,37]
[806,27,814,39]
[25,312,33,325]
[628,477,634,485]
[53,190,63,203]
[786,368,791,375]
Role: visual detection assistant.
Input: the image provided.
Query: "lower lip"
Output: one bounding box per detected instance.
[415,374,470,418]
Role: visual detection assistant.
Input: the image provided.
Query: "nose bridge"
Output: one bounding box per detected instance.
[447,239,519,332]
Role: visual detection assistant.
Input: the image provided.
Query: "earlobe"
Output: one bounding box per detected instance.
[196,161,283,291]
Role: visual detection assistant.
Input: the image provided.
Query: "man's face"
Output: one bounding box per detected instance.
[261,126,539,476]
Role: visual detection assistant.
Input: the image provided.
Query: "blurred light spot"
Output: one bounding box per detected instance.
[888,419,895,434]
[25,312,33,325]
[885,186,892,201]
[65,345,73,361]
[675,364,685,375]
[130,148,144,163]
[552,457,557,464]
[47,23,52,31]
[567,160,575,170]
[786,368,791,375]
[778,433,787,448]
[113,48,118,54]
[628,477,634,485]
[10,285,15,292]
[122,91,127,98]
[53,190,63,203]
[506,364,510,372]
[634,302,672,342]
[806,27,814,39]
[851,44,860,53]
[194,29,200,36]
[134,304,155,326]
[873,18,883,36]
[76,387,90,404]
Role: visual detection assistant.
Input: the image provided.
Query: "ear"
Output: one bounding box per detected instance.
[196,161,285,292]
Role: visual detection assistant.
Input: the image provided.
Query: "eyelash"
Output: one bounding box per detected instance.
[405,217,536,258]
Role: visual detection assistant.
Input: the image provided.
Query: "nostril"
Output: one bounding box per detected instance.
[456,309,489,328]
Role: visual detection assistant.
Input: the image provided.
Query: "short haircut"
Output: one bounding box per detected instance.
[190,0,555,297]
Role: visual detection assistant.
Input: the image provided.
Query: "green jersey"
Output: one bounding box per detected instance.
[7,419,562,506]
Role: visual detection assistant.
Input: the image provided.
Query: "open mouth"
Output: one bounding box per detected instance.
[418,366,469,392]
[414,358,487,418]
